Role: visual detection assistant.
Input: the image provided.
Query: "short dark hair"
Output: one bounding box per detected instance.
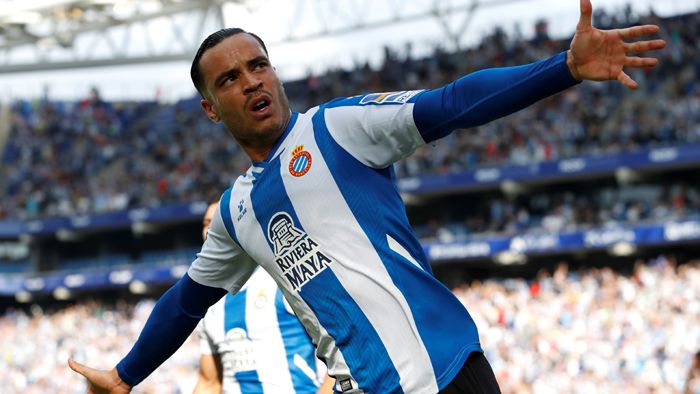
[190,28,269,97]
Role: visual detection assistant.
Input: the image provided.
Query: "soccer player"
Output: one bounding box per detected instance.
[685,350,700,394]
[69,0,665,392]
[194,202,334,393]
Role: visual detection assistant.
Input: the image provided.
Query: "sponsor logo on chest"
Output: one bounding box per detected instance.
[267,212,333,291]
[220,328,256,373]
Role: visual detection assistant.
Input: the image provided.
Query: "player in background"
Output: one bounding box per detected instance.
[194,202,334,394]
[68,0,666,392]
[685,350,700,394]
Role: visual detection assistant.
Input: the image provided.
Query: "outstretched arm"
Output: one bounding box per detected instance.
[414,0,665,143]
[68,198,257,392]
[69,274,227,393]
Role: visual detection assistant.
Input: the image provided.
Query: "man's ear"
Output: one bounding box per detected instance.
[201,98,220,123]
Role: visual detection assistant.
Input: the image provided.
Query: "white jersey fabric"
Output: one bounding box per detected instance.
[189,91,482,394]
[196,268,324,394]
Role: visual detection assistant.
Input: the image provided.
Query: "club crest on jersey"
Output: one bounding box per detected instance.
[289,145,312,177]
[358,90,422,105]
[254,289,268,309]
[267,212,333,291]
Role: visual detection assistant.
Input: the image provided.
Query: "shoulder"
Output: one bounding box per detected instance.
[322,90,425,109]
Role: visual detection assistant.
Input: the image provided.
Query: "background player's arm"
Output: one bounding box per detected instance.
[193,317,223,394]
[193,353,223,394]
[316,374,335,394]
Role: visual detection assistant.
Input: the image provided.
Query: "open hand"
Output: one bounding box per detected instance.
[567,0,666,89]
[68,358,132,394]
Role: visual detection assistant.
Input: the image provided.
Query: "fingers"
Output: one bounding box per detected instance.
[617,70,638,90]
[624,39,666,54]
[617,24,660,40]
[624,56,659,68]
[577,0,593,31]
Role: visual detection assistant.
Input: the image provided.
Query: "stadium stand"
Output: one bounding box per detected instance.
[0,5,699,394]
[0,256,697,393]
[1,8,699,220]
[0,299,199,393]
[454,255,700,394]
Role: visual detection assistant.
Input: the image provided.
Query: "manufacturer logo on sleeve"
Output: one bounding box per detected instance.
[289,145,312,177]
[267,212,333,291]
[237,199,247,221]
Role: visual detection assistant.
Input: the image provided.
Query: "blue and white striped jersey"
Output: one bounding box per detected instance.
[190,91,482,393]
[197,268,324,394]
[116,51,577,393]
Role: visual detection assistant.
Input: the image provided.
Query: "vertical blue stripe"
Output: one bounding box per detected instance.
[275,290,319,394]
[248,156,402,393]
[220,187,241,246]
[235,370,264,394]
[224,291,247,331]
[224,291,265,394]
[300,269,403,393]
[249,156,304,252]
[312,107,482,388]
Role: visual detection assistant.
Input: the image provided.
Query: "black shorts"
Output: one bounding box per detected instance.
[439,352,502,394]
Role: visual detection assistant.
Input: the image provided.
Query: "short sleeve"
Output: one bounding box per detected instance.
[322,91,427,169]
[196,318,217,356]
[188,203,258,293]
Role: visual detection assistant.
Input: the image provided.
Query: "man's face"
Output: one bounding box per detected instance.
[198,34,290,152]
[202,203,218,241]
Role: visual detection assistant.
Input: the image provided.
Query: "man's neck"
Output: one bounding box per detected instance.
[245,144,276,162]
[242,110,292,162]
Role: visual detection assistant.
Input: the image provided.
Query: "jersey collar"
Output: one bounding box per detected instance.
[252,111,298,167]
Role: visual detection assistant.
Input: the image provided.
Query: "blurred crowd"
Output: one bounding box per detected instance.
[0,299,199,394]
[456,255,700,394]
[416,180,700,242]
[1,7,700,221]
[0,256,697,393]
[0,90,246,220]
[393,7,700,178]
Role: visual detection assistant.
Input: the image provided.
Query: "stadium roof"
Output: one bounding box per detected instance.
[0,0,230,72]
[0,0,534,74]
[0,0,696,100]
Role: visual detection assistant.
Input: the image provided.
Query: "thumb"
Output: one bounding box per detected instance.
[577,0,593,31]
[69,358,102,383]
[68,358,129,393]
[68,358,89,376]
